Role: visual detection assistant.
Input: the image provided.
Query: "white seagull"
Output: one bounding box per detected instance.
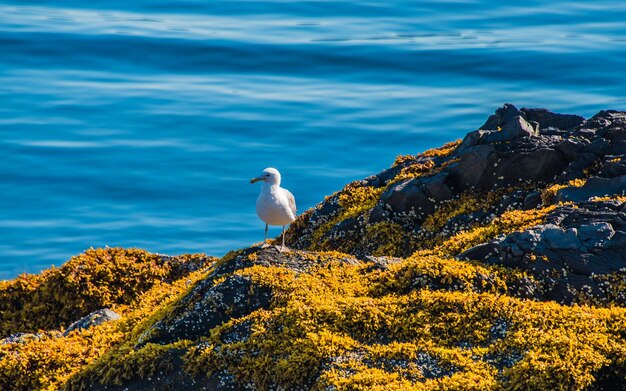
[250,167,296,251]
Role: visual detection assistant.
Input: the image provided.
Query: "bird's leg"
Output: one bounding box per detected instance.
[260,224,270,248]
[281,226,285,252]
[278,226,290,252]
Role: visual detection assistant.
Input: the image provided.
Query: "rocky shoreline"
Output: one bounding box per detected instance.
[1,105,625,390]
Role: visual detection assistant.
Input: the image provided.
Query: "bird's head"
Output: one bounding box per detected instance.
[250,167,281,186]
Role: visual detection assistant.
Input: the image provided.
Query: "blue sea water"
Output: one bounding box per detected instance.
[1,1,626,279]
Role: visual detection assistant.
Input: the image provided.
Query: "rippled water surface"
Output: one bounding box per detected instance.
[2,0,626,278]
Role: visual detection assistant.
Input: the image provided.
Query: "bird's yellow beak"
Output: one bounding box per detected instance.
[250,177,262,184]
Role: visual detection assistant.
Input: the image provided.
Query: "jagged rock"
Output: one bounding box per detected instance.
[480,103,524,130]
[287,105,626,264]
[63,308,120,336]
[460,201,626,304]
[521,107,585,130]
[484,115,538,143]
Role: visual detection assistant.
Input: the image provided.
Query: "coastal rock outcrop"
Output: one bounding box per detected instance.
[2,105,626,391]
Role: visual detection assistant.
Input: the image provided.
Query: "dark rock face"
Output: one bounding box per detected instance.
[460,201,626,304]
[380,172,455,219]
[63,308,120,336]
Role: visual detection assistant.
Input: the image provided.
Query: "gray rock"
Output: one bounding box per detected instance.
[1,332,49,345]
[494,148,566,187]
[555,175,626,203]
[578,222,615,249]
[380,172,454,218]
[483,116,538,143]
[521,107,585,130]
[585,138,610,156]
[480,103,524,130]
[63,308,120,336]
[139,273,272,346]
[363,255,403,271]
[459,201,626,305]
[541,225,582,250]
[448,144,497,189]
[456,129,492,154]
[139,246,359,346]
[523,191,542,210]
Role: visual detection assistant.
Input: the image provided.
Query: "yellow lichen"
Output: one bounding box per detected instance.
[435,204,559,256]
[420,140,462,158]
[0,251,213,391]
[181,259,626,391]
[0,248,210,336]
[364,222,407,257]
[309,182,384,251]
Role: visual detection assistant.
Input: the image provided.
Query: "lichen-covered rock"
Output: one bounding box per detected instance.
[63,308,120,336]
[0,248,214,337]
[3,105,626,391]
[459,201,626,305]
[286,104,626,262]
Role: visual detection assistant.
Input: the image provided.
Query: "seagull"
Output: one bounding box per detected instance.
[250,167,296,251]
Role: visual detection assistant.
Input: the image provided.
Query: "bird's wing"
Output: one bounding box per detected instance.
[283,188,297,216]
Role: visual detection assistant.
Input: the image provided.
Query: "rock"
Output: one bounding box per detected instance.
[480,103,524,130]
[139,247,359,346]
[1,332,50,345]
[585,138,610,156]
[555,175,626,203]
[523,191,542,210]
[63,308,120,336]
[363,255,403,271]
[541,225,582,250]
[461,201,626,304]
[448,144,497,189]
[521,107,585,130]
[494,148,566,187]
[139,273,272,346]
[380,172,454,218]
[555,138,586,160]
[483,115,538,143]
[456,129,492,154]
[577,222,615,249]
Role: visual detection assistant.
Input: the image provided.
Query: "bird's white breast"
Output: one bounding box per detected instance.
[256,186,296,226]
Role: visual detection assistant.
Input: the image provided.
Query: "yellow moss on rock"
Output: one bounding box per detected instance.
[435,204,559,256]
[0,255,212,391]
[365,222,407,257]
[309,182,385,251]
[181,259,626,391]
[393,140,461,167]
[0,247,211,336]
